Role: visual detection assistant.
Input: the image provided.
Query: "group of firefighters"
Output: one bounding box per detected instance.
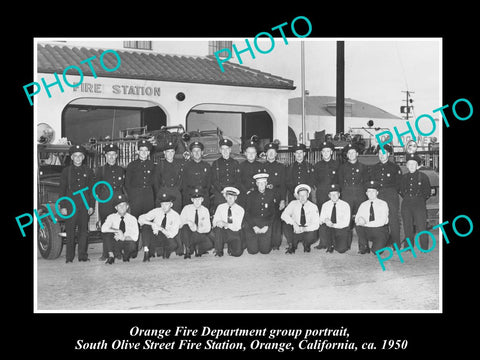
[58,137,431,264]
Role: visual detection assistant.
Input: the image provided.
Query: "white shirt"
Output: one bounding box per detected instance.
[212,203,244,232]
[180,204,211,234]
[138,208,181,238]
[101,212,139,241]
[319,199,351,229]
[355,198,389,227]
[281,199,320,233]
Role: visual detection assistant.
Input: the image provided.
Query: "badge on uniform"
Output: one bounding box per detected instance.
[118,176,122,180]
[332,171,336,174]
[418,182,422,185]
[83,174,87,177]
[356,169,359,172]
[274,172,278,176]
[204,168,207,172]
[147,170,150,173]
[387,173,390,177]
[265,203,268,208]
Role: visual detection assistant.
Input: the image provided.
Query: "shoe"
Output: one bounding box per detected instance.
[105,257,115,265]
[215,250,224,257]
[130,251,138,259]
[285,247,295,254]
[358,248,371,255]
[115,253,122,260]
[326,247,334,253]
[164,251,171,259]
[65,259,73,264]
[272,246,280,251]
[143,252,150,262]
[99,255,107,261]
[123,255,130,262]
[184,253,191,259]
[315,244,326,250]
[79,257,90,262]
[304,246,311,253]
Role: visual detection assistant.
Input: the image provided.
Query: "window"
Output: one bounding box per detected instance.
[124,41,152,50]
[208,41,233,58]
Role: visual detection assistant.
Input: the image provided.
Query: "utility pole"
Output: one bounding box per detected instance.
[401,90,414,120]
[301,40,306,144]
[336,41,345,135]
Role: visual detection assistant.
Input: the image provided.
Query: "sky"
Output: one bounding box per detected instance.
[236,38,441,119]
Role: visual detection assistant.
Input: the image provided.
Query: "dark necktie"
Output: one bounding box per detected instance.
[300,204,306,226]
[119,216,126,233]
[227,206,233,224]
[369,201,375,222]
[161,214,167,228]
[331,203,337,223]
[194,209,199,226]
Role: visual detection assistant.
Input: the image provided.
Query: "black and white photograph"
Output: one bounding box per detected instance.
[32,37,441,312]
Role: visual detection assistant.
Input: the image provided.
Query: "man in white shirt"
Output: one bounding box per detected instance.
[138,192,182,261]
[318,184,351,253]
[281,184,320,254]
[355,180,390,254]
[180,187,214,259]
[101,194,139,264]
[212,187,245,257]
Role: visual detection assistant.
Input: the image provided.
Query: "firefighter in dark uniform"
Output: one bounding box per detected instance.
[399,153,431,250]
[211,138,240,210]
[95,143,126,261]
[244,173,277,254]
[261,142,287,250]
[181,141,212,210]
[58,144,95,263]
[286,143,315,202]
[125,139,156,218]
[154,141,184,214]
[125,139,156,257]
[238,140,262,208]
[338,143,369,248]
[369,144,402,248]
[313,141,340,249]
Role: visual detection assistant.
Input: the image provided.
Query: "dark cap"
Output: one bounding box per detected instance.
[328,183,341,193]
[377,144,393,154]
[69,144,87,155]
[219,138,233,147]
[164,141,176,151]
[365,180,380,190]
[320,141,335,151]
[405,153,422,164]
[156,192,176,204]
[292,143,307,152]
[103,143,119,153]
[264,142,279,152]
[190,187,204,199]
[137,139,152,151]
[343,143,359,153]
[112,193,129,207]
[243,140,258,152]
[189,141,204,151]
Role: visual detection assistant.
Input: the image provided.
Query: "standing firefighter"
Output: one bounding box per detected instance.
[244,173,276,255]
[338,143,369,249]
[181,141,212,210]
[154,141,184,213]
[281,184,320,254]
[58,144,95,263]
[369,144,402,248]
[261,142,286,250]
[211,138,240,210]
[286,143,315,202]
[399,153,431,250]
[238,140,262,208]
[95,143,125,261]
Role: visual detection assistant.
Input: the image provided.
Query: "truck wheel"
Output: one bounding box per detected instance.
[37,217,63,259]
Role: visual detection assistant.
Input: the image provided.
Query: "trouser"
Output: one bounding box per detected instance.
[102,232,137,259]
[65,207,89,262]
[98,189,124,257]
[283,224,318,251]
[342,186,366,248]
[180,226,214,255]
[213,227,244,257]
[141,226,182,258]
[401,197,428,249]
[271,207,284,249]
[243,224,273,254]
[356,225,389,253]
[127,187,154,256]
[318,224,350,253]
[156,186,182,213]
[378,187,401,247]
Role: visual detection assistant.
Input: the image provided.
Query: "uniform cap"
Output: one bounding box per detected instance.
[222,186,240,196]
[243,140,258,152]
[112,193,129,207]
[328,183,341,193]
[190,187,204,199]
[103,143,119,153]
[219,138,233,147]
[295,184,311,195]
[69,144,86,155]
[157,192,176,203]
[264,142,279,152]
[320,141,335,151]
[292,143,307,152]
[137,139,152,151]
[164,141,176,151]
[189,141,204,151]
[253,173,269,181]
[343,143,359,153]
[365,180,380,190]
[405,153,422,164]
[376,144,393,154]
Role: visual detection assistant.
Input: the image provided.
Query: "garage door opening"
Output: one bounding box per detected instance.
[62,98,167,144]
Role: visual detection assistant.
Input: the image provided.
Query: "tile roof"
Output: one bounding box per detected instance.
[289,96,402,119]
[37,43,296,90]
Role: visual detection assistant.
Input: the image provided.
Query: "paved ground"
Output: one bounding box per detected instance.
[36,230,440,312]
